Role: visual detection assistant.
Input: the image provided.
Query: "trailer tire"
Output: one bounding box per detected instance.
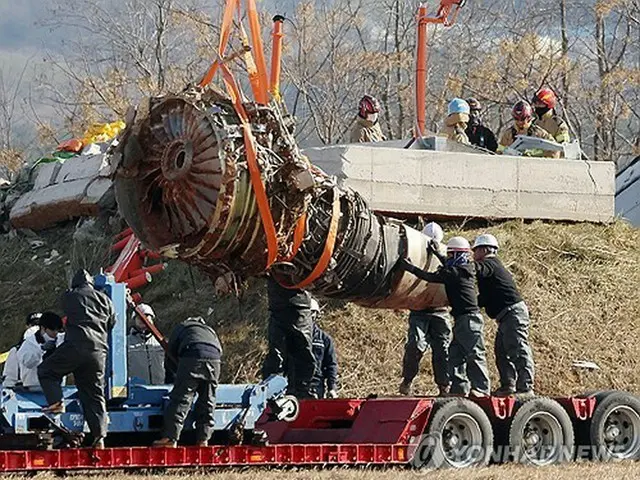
[412,398,493,469]
[590,392,640,462]
[508,397,574,466]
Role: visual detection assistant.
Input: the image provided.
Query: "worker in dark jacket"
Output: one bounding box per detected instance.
[472,234,535,398]
[466,98,498,152]
[38,269,116,449]
[262,277,317,398]
[399,223,452,397]
[154,317,222,448]
[308,299,338,398]
[399,237,490,398]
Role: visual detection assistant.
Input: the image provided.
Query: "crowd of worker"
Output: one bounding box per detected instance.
[0,268,338,449]
[398,224,534,399]
[350,88,570,158]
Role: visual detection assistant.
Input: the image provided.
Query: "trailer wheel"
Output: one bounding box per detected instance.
[413,399,493,469]
[590,392,640,461]
[508,397,574,466]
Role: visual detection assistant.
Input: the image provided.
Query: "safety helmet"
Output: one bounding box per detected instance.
[467,98,481,111]
[310,297,321,314]
[533,88,557,109]
[512,101,533,121]
[472,234,499,251]
[131,303,155,325]
[448,98,470,116]
[25,312,43,327]
[446,236,471,253]
[422,222,444,243]
[358,95,380,118]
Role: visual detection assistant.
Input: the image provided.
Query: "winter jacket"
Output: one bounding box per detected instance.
[165,318,222,384]
[127,331,166,385]
[402,261,480,318]
[439,113,470,144]
[535,111,570,143]
[466,124,498,152]
[498,123,558,158]
[475,256,524,319]
[310,323,338,398]
[17,331,65,388]
[350,117,386,143]
[62,271,116,352]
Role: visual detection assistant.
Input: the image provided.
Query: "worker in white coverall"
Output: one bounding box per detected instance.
[2,312,42,387]
[127,303,165,385]
[17,312,65,390]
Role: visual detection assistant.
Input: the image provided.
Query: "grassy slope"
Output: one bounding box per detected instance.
[1,219,640,397]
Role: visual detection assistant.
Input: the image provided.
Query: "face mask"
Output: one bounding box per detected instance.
[366,113,379,123]
[535,106,550,118]
[43,332,57,343]
[469,111,481,126]
[446,252,469,267]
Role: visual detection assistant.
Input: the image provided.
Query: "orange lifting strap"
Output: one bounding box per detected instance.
[201,0,340,280]
[287,191,340,290]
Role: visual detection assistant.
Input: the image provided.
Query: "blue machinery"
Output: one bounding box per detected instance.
[0,274,297,449]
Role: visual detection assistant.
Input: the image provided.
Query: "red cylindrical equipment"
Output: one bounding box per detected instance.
[270,15,285,101]
[126,272,152,290]
[415,4,429,138]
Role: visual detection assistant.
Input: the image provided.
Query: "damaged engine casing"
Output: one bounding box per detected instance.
[112,87,446,310]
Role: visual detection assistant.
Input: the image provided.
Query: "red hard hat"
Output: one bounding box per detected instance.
[533,88,557,109]
[512,100,533,121]
[358,95,380,117]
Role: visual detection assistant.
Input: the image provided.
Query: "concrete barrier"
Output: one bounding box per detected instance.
[303,143,615,223]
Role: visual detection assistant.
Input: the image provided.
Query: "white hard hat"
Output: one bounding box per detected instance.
[310,298,321,313]
[422,222,444,243]
[446,236,471,252]
[472,234,499,250]
[132,303,155,323]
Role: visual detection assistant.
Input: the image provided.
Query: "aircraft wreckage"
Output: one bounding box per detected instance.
[111,3,461,311]
[112,87,445,310]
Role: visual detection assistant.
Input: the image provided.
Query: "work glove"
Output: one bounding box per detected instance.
[427,239,439,253]
[328,389,338,399]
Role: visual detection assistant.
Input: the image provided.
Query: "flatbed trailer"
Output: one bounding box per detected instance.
[2,391,639,473]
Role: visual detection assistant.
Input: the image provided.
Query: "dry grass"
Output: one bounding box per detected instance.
[12,462,640,480]
[2,219,640,397]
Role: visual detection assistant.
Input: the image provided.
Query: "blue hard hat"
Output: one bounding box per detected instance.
[448,98,470,116]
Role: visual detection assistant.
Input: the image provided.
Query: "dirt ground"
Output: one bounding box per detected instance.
[14,463,640,480]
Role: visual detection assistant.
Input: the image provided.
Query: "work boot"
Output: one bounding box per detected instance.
[92,437,105,450]
[398,380,411,396]
[492,386,516,397]
[153,438,177,448]
[437,385,451,397]
[42,401,65,414]
[515,390,536,400]
[469,389,489,399]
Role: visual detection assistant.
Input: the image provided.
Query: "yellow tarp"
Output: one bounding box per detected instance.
[81,121,126,146]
